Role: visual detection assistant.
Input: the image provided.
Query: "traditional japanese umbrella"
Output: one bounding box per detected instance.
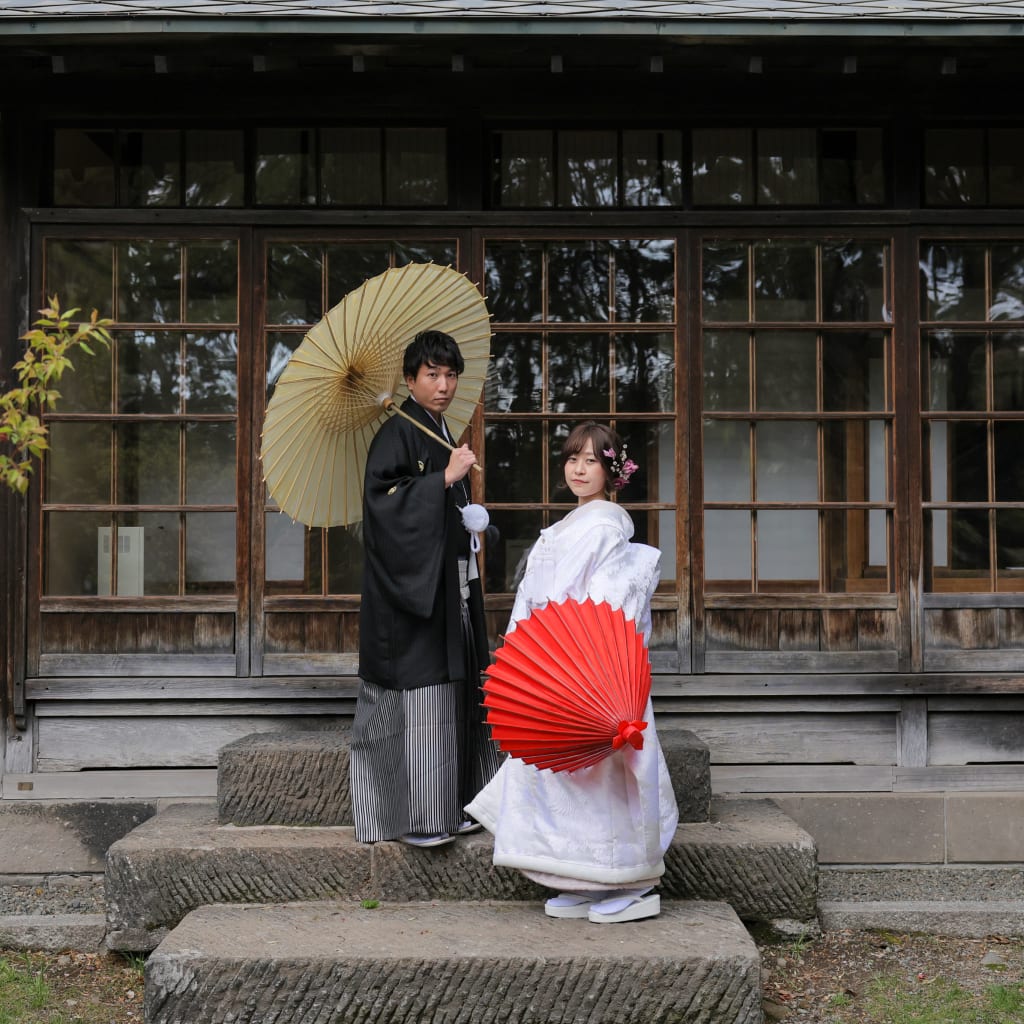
[483,597,651,773]
[260,262,491,528]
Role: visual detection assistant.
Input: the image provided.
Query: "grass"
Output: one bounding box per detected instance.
[0,950,144,1024]
[863,974,1024,1023]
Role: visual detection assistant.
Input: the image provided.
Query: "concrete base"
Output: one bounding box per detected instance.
[819,899,1024,937]
[145,900,762,1024]
[0,913,107,952]
[105,796,818,951]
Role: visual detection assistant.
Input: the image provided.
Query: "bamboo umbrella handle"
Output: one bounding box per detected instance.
[382,398,483,473]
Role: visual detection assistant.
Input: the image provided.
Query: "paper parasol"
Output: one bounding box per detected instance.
[260,262,491,528]
[483,597,651,773]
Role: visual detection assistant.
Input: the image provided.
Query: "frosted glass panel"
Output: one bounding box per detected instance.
[756,422,817,501]
[758,510,818,581]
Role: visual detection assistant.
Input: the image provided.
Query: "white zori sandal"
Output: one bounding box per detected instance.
[543,893,595,919]
[587,892,661,924]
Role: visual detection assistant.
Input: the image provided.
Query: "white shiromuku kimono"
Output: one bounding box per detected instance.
[466,499,679,890]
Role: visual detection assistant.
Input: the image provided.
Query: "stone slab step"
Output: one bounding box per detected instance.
[217,727,712,827]
[819,899,1024,938]
[145,899,762,1024]
[106,796,817,950]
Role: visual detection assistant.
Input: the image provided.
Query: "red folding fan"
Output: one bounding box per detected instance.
[483,597,651,773]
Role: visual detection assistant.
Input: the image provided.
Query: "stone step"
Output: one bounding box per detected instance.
[217,727,713,827]
[105,796,816,950]
[145,899,762,1024]
[818,899,1024,938]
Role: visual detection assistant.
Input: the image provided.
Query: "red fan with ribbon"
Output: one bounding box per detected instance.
[483,597,651,773]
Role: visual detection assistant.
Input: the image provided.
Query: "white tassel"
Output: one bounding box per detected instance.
[460,503,489,553]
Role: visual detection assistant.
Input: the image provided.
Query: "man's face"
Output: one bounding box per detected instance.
[405,362,459,418]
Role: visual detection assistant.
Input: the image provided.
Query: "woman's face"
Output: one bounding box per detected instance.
[564,439,607,504]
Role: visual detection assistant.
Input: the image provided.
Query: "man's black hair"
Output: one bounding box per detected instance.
[402,330,464,379]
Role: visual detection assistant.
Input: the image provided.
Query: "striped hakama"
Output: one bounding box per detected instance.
[350,558,501,842]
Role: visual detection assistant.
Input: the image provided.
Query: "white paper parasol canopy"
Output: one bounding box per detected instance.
[260,262,491,527]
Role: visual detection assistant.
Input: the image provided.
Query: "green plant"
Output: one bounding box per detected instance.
[361,898,381,909]
[0,296,112,495]
[120,951,147,976]
[827,991,853,1007]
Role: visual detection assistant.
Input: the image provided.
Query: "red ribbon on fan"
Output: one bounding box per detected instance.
[483,597,652,773]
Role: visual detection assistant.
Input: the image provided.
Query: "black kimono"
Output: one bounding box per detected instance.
[358,396,488,689]
[350,397,499,842]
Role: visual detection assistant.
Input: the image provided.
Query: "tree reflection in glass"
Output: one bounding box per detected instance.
[548,242,609,322]
[548,333,609,413]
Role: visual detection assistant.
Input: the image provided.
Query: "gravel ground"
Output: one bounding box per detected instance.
[0,878,105,917]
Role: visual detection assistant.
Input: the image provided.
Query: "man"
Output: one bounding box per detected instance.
[350,329,500,847]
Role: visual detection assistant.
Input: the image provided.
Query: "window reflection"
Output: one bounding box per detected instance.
[548,334,610,412]
[486,334,542,413]
[120,130,180,207]
[117,241,182,323]
[924,128,985,206]
[614,333,674,413]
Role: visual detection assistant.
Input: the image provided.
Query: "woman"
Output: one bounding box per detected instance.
[467,422,678,924]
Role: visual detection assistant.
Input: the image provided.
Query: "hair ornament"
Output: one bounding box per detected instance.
[602,444,639,491]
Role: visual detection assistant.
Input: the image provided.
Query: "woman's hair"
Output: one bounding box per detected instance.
[402,330,465,379]
[560,421,622,493]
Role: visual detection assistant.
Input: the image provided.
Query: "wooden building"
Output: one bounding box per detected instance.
[3,0,1024,866]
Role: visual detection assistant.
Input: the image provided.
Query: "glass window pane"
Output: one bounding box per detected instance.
[823,331,888,412]
[618,420,674,504]
[385,128,446,205]
[823,420,888,502]
[185,332,238,414]
[120,130,181,207]
[326,243,391,306]
[45,240,114,315]
[116,423,179,505]
[184,129,244,208]
[692,129,752,206]
[484,242,544,322]
[758,509,818,584]
[753,241,816,321]
[995,421,1024,500]
[485,509,544,593]
[548,334,609,413]
[117,330,181,414]
[117,240,182,323]
[46,423,110,504]
[996,509,1024,588]
[185,512,235,594]
[632,509,676,588]
[825,508,888,591]
[255,128,316,206]
[120,512,179,595]
[394,241,458,267]
[929,420,988,502]
[266,243,323,325]
[53,129,115,206]
[920,243,987,321]
[549,420,579,506]
[993,332,1024,411]
[58,335,112,413]
[703,419,750,501]
[44,511,109,595]
[493,130,553,207]
[623,130,682,206]
[924,332,986,411]
[820,129,885,205]
[185,423,236,505]
[321,127,382,206]
[705,509,751,586]
[547,243,610,322]
[327,524,364,595]
[704,331,749,411]
[486,334,542,413]
[612,238,675,322]
[615,332,674,413]
[757,129,818,205]
[925,128,985,206]
[484,422,543,503]
[926,510,990,589]
[990,129,1024,206]
[990,245,1024,321]
[755,332,816,411]
[265,513,311,594]
[822,240,888,322]
[186,241,238,323]
[558,130,617,207]
[756,421,817,502]
[946,508,990,574]
[266,331,302,404]
[702,242,749,322]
